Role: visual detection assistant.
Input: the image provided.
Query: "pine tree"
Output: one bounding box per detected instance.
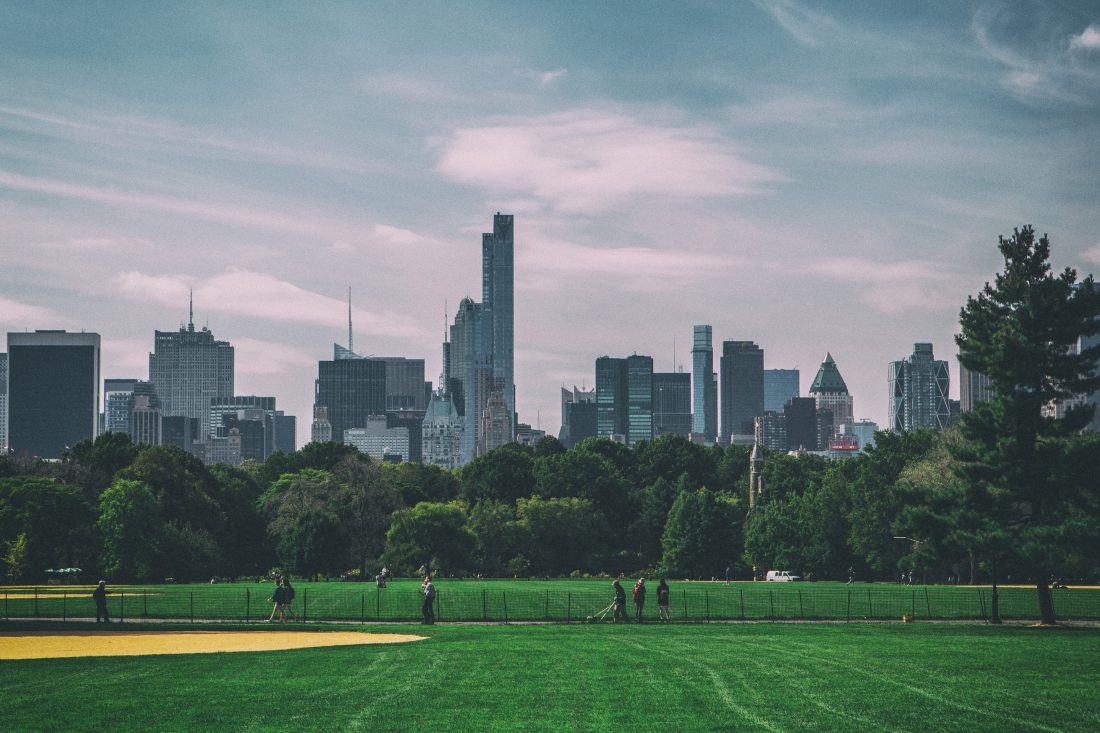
[955,226,1100,624]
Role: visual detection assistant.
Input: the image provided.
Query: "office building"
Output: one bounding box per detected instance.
[479,390,513,454]
[720,340,764,444]
[691,325,717,442]
[103,378,138,435]
[653,372,691,437]
[385,410,425,463]
[1081,282,1100,430]
[162,416,200,456]
[809,353,853,444]
[422,392,463,468]
[148,310,234,443]
[959,364,995,413]
[754,411,787,451]
[130,381,162,446]
[516,423,547,447]
[210,396,277,460]
[313,357,386,444]
[344,416,410,461]
[784,397,817,452]
[0,353,7,454]
[626,354,654,445]
[6,331,100,459]
[763,369,799,413]
[310,405,333,443]
[273,412,296,454]
[595,355,653,446]
[559,386,596,448]
[483,213,515,431]
[844,419,879,451]
[889,343,950,431]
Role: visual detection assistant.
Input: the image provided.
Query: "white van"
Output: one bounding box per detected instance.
[765,570,800,582]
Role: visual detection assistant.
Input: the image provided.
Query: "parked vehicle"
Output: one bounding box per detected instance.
[765,570,800,582]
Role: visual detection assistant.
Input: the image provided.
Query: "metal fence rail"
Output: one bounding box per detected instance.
[3,585,1096,624]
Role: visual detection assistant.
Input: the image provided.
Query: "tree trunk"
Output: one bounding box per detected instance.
[1036,581,1057,625]
[990,567,1002,624]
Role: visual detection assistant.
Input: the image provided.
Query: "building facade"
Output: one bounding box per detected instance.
[148,320,234,443]
[103,378,138,435]
[313,358,386,444]
[889,343,950,431]
[130,381,162,446]
[691,325,717,442]
[559,386,596,448]
[959,364,995,413]
[344,416,410,461]
[653,371,691,437]
[422,392,463,468]
[0,353,7,454]
[763,369,799,413]
[720,340,764,444]
[808,353,853,444]
[6,330,100,459]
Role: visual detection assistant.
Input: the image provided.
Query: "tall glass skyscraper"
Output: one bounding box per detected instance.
[808,354,852,442]
[720,340,764,443]
[888,343,950,431]
[763,369,799,413]
[149,318,234,443]
[0,352,8,454]
[691,325,717,441]
[626,355,654,445]
[314,358,386,444]
[653,371,691,437]
[7,330,100,459]
[483,213,515,431]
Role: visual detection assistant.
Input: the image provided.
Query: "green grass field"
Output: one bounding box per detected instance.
[2,621,1098,732]
[5,578,1098,623]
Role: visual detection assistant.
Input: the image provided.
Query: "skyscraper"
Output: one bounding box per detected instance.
[559,386,596,448]
[483,213,515,431]
[148,309,234,443]
[808,353,853,444]
[7,330,100,459]
[130,380,162,446]
[720,340,764,444]
[784,396,817,451]
[313,358,386,444]
[626,355,654,445]
[0,352,8,454]
[653,371,691,437]
[763,369,799,413]
[889,343,950,431]
[422,391,463,468]
[103,378,139,435]
[959,363,994,413]
[596,356,629,440]
[691,325,717,441]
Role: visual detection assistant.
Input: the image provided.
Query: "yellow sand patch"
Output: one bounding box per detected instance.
[0,630,425,660]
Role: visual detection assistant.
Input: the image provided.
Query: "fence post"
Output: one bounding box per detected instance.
[684,590,689,620]
[867,588,873,618]
[120,592,125,624]
[376,588,380,619]
[978,588,986,620]
[303,589,308,623]
[503,591,509,624]
[846,590,851,623]
[911,589,916,619]
[483,589,487,621]
[34,588,38,617]
[798,590,804,620]
[63,591,67,622]
[769,590,775,621]
[567,592,571,622]
[4,590,7,620]
[740,588,745,620]
[144,589,148,618]
[924,588,931,618]
[545,589,550,621]
[190,592,194,623]
[434,591,439,622]
[705,591,710,623]
[360,593,365,623]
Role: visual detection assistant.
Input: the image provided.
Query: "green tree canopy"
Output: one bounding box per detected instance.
[384,502,475,575]
[97,479,163,582]
[516,496,603,576]
[460,443,535,504]
[661,488,742,579]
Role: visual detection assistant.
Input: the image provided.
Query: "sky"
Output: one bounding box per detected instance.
[2,1,1099,448]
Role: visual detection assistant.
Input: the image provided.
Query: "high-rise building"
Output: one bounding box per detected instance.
[103,378,138,435]
[148,310,234,443]
[0,352,8,454]
[959,363,994,413]
[808,353,853,444]
[7,330,100,459]
[422,392,463,468]
[344,416,410,461]
[626,355,654,445]
[130,381,162,446]
[720,340,764,444]
[889,343,950,431]
[754,411,787,451]
[763,369,799,413]
[784,396,817,451]
[691,325,717,442]
[559,386,596,448]
[162,415,200,456]
[845,419,879,451]
[1080,282,1100,431]
[313,358,386,444]
[596,356,629,440]
[273,412,296,454]
[310,405,333,443]
[653,372,691,437]
[483,213,515,432]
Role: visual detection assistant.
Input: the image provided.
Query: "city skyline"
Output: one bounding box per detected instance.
[2,3,1100,447]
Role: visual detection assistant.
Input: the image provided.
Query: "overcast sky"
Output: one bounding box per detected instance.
[2,1,1099,447]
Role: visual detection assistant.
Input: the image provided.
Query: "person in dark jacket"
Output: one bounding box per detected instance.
[421,576,436,624]
[92,580,110,623]
[268,577,287,622]
[656,579,671,623]
[612,579,628,622]
[281,578,298,621]
[633,578,647,622]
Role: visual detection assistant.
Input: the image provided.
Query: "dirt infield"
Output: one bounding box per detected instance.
[0,630,426,660]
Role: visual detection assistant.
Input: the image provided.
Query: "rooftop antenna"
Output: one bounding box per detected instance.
[188,289,194,332]
[673,335,677,372]
[347,286,353,355]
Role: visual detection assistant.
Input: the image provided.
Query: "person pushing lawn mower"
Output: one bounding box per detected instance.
[612,579,628,623]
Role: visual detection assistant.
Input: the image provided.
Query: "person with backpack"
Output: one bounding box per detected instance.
[92,580,110,624]
[421,575,436,624]
[282,577,298,621]
[633,578,647,622]
[268,577,286,622]
[656,579,671,623]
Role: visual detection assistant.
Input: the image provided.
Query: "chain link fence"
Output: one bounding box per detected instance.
[4,584,1098,624]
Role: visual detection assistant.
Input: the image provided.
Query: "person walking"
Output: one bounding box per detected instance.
[92,580,110,624]
[268,577,286,622]
[633,578,647,622]
[656,579,671,623]
[612,579,628,623]
[725,566,732,585]
[282,577,298,621]
[421,575,436,624]
[846,567,856,585]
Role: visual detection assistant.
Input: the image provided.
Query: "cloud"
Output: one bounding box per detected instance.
[752,0,844,47]
[798,257,957,314]
[435,108,783,212]
[539,68,568,86]
[0,296,64,330]
[113,270,430,339]
[1069,25,1100,52]
[231,338,317,377]
[521,237,731,284]
[1083,243,1100,266]
[100,338,152,376]
[358,73,459,103]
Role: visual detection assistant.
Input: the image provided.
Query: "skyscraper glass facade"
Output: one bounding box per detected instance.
[720,340,764,443]
[763,369,799,413]
[626,355,654,445]
[653,371,691,437]
[888,343,950,431]
[314,358,386,443]
[691,325,717,441]
[148,324,234,443]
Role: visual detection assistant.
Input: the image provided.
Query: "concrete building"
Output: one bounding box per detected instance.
[344,416,410,461]
[559,386,596,448]
[653,371,691,438]
[310,405,333,443]
[313,357,386,444]
[784,396,817,452]
[130,381,162,446]
[809,353,853,444]
[889,343,950,431]
[6,330,100,459]
[844,419,879,451]
[479,390,513,455]
[422,392,463,469]
[720,340,764,444]
[162,416,200,456]
[103,378,138,435]
[691,325,717,442]
[754,411,787,451]
[148,312,234,443]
